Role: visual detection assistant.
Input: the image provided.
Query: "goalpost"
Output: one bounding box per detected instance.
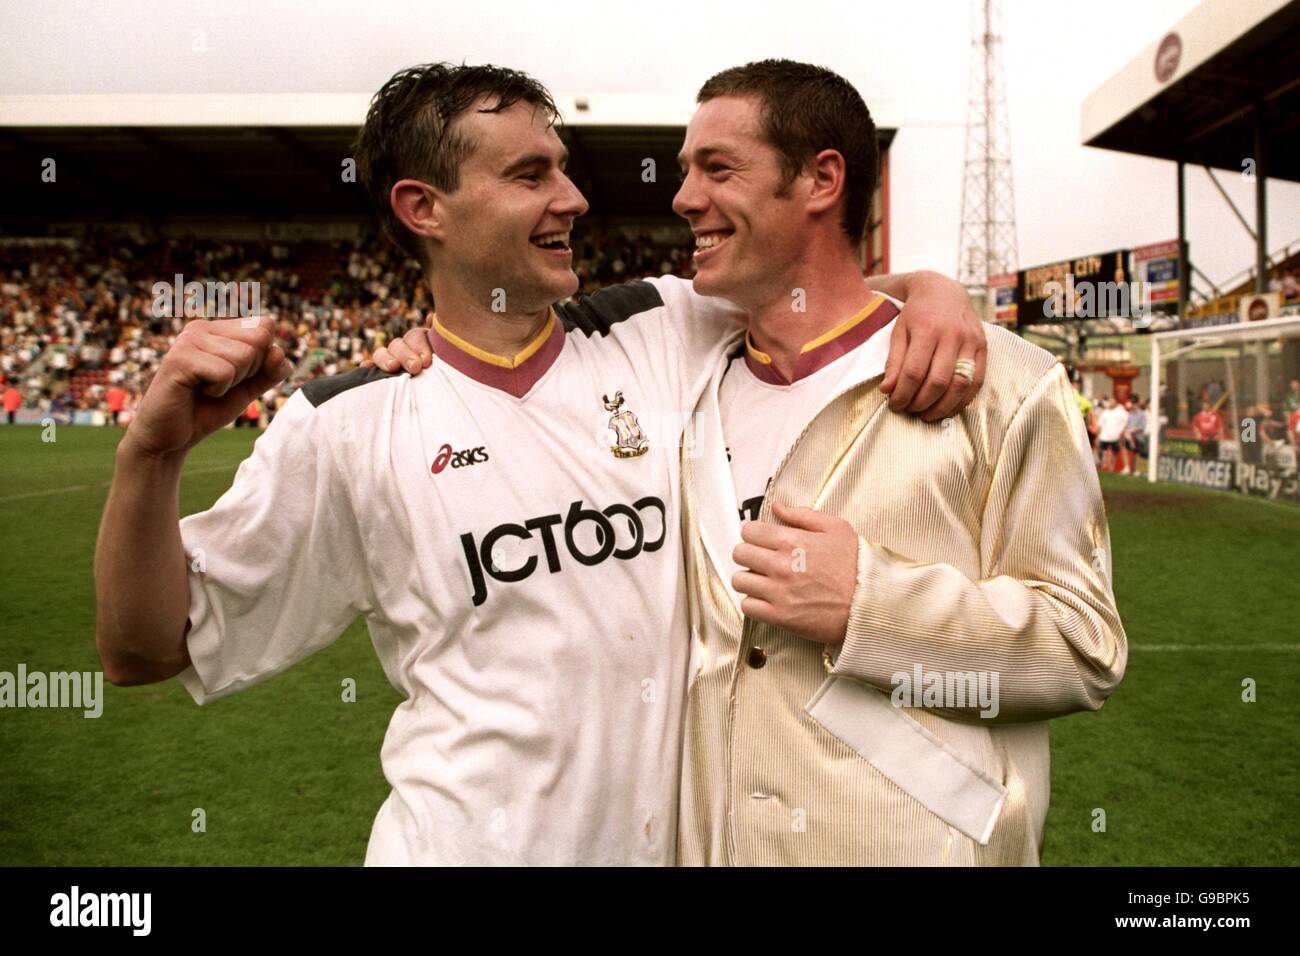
[1148,315,1300,502]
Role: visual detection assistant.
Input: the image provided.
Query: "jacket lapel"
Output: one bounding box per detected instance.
[688,307,896,613]
[766,379,892,514]
[763,309,895,513]
[688,353,746,614]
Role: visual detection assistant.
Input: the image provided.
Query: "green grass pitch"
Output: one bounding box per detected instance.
[1,425,1296,865]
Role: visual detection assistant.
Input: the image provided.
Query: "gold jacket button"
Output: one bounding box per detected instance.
[747,646,767,669]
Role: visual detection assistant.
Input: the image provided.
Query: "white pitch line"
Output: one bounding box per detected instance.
[1129,644,1300,652]
[0,484,91,502]
[0,463,240,505]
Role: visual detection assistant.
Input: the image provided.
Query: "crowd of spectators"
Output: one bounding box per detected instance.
[570,233,694,295]
[1,229,696,426]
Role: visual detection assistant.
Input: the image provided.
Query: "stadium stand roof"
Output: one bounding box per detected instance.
[1080,0,1300,313]
[0,92,897,227]
[1081,0,1300,181]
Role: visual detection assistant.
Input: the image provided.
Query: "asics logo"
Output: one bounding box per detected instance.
[432,443,490,474]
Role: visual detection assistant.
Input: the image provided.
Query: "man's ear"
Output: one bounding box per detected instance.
[805,148,847,218]
[391,178,446,247]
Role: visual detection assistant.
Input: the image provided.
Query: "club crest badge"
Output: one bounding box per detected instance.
[603,390,649,459]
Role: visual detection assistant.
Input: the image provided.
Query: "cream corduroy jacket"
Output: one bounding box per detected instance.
[677,324,1127,866]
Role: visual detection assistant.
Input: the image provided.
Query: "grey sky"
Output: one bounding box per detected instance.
[2,0,1296,289]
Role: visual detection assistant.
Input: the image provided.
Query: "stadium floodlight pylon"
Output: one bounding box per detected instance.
[957,0,1019,298]
[1148,314,1300,484]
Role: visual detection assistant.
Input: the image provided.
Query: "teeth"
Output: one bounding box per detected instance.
[695,233,730,250]
[531,231,570,248]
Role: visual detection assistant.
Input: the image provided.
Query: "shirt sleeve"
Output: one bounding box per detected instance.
[556,276,745,394]
[648,275,747,386]
[831,362,1128,722]
[175,390,372,704]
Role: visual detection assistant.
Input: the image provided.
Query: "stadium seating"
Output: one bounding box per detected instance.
[0,230,696,421]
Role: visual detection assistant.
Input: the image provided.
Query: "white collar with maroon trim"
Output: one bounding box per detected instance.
[426,310,566,399]
[743,294,899,386]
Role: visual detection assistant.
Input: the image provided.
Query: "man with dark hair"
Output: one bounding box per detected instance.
[95,62,981,866]
[353,63,558,269]
[669,60,1124,865]
[695,59,878,245]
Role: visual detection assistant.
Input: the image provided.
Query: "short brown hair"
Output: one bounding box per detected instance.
[352,63,560,265]
[697,59,878,245]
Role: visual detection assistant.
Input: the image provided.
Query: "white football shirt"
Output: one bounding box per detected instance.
[719,294,900,522]
[176,276,742,866]
[1097,405,1130,443]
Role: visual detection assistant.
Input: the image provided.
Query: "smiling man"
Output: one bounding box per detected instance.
[670,61,1126,865]
[95,63,982,867]
[97,64,731,866]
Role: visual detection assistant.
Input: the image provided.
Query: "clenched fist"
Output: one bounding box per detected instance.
[123,316,293,460]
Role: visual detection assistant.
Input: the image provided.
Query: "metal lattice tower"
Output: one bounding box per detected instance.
[957,0,1019,296]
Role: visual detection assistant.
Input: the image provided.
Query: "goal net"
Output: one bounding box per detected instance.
[1149,315,1300,503]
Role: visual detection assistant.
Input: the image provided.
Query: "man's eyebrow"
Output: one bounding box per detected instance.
[502,149,569,176]
[677,146,735,169]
